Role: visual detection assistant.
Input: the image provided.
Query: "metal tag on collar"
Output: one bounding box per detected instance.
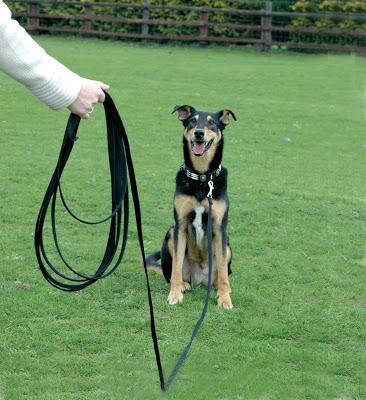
[207,180,214,198]
[199,174,207,182]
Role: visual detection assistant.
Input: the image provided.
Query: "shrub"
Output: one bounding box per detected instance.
[291,0,366,47]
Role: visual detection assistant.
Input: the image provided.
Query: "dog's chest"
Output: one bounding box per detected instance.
[191,205,206,247]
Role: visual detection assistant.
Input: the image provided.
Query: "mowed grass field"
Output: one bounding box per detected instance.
[0,36,366,400]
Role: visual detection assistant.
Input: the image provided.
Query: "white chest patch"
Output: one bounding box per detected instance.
[192,206,205,247]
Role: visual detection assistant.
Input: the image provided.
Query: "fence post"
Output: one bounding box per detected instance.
[261,1,272,52]
[200,9,209,46]
[27,2,39,33]
[142,0,150,37]
[84,3,92,35]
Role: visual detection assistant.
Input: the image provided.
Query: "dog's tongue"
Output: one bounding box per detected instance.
[192,142,205,155]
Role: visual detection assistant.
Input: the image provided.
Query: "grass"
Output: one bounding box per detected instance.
[0,36,366,400]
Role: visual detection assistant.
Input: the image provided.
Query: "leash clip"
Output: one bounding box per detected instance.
[207,180,214,199]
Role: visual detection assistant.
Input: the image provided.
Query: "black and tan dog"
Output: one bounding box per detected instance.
[147,105,236,309]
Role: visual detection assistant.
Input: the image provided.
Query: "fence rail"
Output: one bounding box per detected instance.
[7,0,366,53]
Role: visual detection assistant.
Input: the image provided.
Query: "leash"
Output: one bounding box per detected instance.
[165,188,214,390]
[34,92,214,391]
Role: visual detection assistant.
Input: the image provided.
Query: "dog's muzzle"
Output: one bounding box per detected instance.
[191,139,213,156]
[191,130,213,156]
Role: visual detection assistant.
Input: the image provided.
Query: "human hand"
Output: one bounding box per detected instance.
[67,78,109,118]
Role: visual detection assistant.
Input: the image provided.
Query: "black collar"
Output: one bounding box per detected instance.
[180,164,222,182]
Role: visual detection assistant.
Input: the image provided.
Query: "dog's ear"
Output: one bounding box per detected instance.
[172,105,195,121]
[216,109,237,125]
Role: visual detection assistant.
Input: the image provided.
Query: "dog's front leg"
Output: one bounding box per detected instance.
[210,199,233,309]
[213,227,233,309]
[168,195,194,305]
[168,222,191,304]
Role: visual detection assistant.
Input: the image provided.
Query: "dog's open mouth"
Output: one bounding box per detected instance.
[191,139,213,156]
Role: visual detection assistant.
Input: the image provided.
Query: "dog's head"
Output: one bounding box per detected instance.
[172,105,236,159]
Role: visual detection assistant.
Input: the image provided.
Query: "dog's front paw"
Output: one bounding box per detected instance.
[167,282,191,305]
[168,289,183,305]
[217,293,233,310]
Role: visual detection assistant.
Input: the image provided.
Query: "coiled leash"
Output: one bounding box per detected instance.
[34,92,214,391]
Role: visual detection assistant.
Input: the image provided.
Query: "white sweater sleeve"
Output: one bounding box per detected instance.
[0,1,81,110]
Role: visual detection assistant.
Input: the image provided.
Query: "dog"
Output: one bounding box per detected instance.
[147,105,236,309]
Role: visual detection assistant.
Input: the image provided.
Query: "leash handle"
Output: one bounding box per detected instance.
[35,94,130,290]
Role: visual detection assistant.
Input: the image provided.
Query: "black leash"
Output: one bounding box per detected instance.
[165,195,213,390]
[34,92,214,391]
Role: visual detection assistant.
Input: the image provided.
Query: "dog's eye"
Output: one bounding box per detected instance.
[208,120,216,126]
[189,119,197,126]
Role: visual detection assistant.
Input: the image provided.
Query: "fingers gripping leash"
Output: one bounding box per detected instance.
[35,93,214,391]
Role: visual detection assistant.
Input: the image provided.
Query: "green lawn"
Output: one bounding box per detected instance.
[0,36,366,400]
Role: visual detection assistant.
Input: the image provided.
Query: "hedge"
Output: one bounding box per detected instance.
[8,0,366,49]
[291,1,366,47]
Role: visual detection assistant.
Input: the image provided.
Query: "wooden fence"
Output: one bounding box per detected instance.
[7,0,366,53]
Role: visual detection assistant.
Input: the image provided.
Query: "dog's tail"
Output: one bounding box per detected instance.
[145,250,163,275]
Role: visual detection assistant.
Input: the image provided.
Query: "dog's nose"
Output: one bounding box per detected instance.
[194,130,204,140]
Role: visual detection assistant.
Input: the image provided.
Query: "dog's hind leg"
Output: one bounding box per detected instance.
[161,228,173,282]
[146,251,163,275]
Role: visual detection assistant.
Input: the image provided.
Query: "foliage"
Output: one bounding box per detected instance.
[291,0,366,47]
[8,0,267,41]
[7,0,366,50]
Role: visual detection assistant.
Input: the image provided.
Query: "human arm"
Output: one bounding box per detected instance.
[0,1,108,117]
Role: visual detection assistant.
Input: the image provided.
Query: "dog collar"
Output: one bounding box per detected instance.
[181,164,222,182]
